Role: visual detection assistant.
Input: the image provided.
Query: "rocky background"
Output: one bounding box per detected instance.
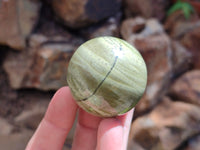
[0,0,200,150]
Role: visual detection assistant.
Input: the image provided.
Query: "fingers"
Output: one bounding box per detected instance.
[45,86,77,130]
[96,109,134,150]
[25,86,134,150]
[119,109,134,149]
[26,86,78,150]
[71,109,102,150]
[97,118,124,150]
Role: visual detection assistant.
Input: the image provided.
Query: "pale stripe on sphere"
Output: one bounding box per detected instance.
[67,36,147,117]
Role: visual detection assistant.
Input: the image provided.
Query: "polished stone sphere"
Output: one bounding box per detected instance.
[67,36,147,117]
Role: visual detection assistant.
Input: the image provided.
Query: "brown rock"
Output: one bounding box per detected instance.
[181,25,200,69]
[171,41,192,78]
[3,33,83,90]
[64,115,78,149]
[134,33,171,85]
[128,97,200,150]
[164,11,200,39]
[51,0,121,28]
[170,70,200,106]
[124,0,170,21]
[0,0,41,50]
[183,135,200,150]
[0,117,13,135]
[23,43,74,90]
[121,17,172,113]
[0,129,33,150]
[3,47,35,89]
[120,17,146,41]
[120,17,164,42]
[80,14,121,39]
[15,100,48,129]
[165,10,200,69]
[63,145,71,150]
[134,33,172,113]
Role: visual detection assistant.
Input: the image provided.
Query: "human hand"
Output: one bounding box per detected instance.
[26,86,134,150]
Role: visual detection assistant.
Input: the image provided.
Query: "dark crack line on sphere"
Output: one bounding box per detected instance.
[80,45,122,101]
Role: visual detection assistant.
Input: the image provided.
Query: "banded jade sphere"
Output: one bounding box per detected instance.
[67,36,147,117]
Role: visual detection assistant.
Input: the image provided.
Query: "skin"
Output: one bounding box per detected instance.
[26,86,134,150]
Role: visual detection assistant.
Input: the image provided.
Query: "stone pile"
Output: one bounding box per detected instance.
[0,0,200,150]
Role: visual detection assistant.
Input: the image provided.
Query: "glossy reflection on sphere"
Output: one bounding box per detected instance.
[67,36,147,117]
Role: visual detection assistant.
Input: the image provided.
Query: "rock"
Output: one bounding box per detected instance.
[120,17,146,41]
[169,70,200,106]
[121,17,173,113]
[0,117,13,135]
[51,0,121,28]
[124,0,170,21]
[121,17,164,42]
[63,145,71,150]
[0,65,25,118]
[80,13,121,39]
[164,11,200,39]
[0,0,41,50]
[171,41,192,78]
[183,135,200,150]
[3,47,35,89]
[15,100,48,129]
[23,43,74,90]
[128,97,200,150]
[0,129,33,150]
[64,115,78,150]
[134,33,172,113]
[181,25,200,69]
[165,10,200,69]
[3,32,83,90]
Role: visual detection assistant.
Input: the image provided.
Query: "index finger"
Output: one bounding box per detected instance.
[26,86,78,150]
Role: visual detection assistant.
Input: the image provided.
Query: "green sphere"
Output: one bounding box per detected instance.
[67,36,147,117]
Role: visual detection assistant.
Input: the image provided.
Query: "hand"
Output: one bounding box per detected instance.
[26,86,134,150]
